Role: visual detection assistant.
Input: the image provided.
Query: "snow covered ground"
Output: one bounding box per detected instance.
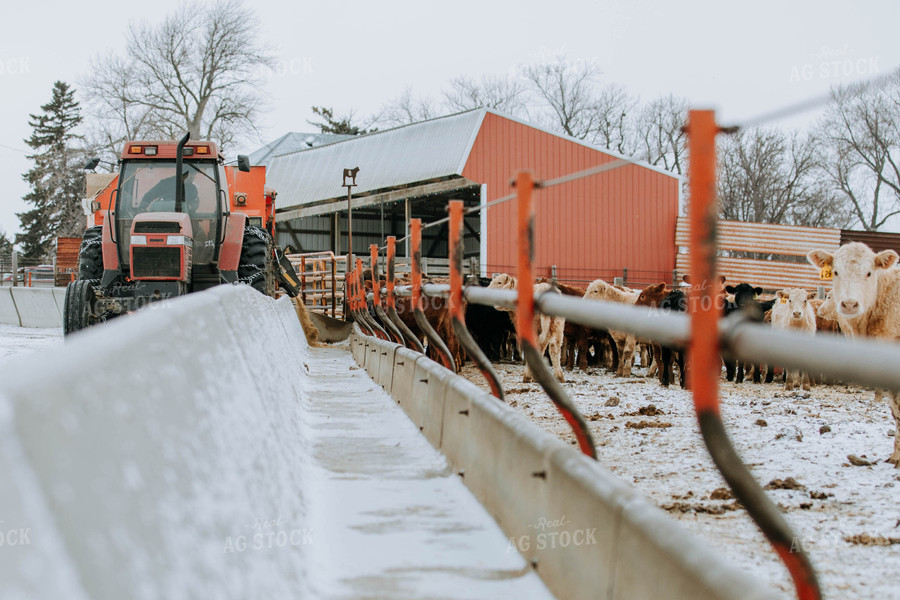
[0,324,62,366]
[460,360,900,599]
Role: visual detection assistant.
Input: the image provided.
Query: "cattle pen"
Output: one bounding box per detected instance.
[341,109,900,600]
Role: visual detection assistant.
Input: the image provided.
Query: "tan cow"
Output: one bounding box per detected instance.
[487,274,566,383]
[808,242,900,465]
[585,279,640,377]
[771,288,817,391]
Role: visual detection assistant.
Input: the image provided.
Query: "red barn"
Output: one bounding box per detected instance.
[267,109,680,286]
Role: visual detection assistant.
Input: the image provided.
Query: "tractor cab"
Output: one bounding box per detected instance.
[64,132,302,336]
[112,139,227,288]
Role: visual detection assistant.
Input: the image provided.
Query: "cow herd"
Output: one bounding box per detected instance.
[367,241,900,465]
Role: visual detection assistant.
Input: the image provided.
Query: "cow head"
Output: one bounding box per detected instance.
[725,283,763,308]
[776,288,816,322]
[817,290,837,320]
[660,289,687,312]
[487,273,517,291]
[807,243,899,318]
[635,282,668,307]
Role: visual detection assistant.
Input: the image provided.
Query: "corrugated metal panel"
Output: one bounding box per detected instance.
[674,218,840,290]
[266,110,487,209]
[840,229,900,254]
[465,112,680,285]
[676,218,841,255]
[675,254,828,291]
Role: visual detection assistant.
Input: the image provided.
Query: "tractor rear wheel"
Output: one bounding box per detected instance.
[78,226,104,280]
[64,279,98,336]
[239,226,275,295]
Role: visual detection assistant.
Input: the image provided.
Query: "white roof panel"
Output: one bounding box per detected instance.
[267,110,487,210]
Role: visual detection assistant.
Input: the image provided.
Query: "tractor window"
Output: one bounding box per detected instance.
[117,160,221,266]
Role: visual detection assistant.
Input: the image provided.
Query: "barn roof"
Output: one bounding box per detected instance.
[266,108,681,212]
[266,110,486,210]
[249,132,356,166]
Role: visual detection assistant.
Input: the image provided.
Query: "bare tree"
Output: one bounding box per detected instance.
[634,94,688,174]
[522,58,602,140]
[591,84,637,156]
[717,128,847,228]
[376,87,440,127]
[443,74,529,117]
[83,0,273,154]
[816,71,900,230]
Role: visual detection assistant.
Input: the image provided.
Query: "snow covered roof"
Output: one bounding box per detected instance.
[266,110,487,210]
[249,132,356,166]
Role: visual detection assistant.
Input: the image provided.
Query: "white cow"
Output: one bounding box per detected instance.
[808,242,900,465]
[771,288,817,391]
[488,274,566,383]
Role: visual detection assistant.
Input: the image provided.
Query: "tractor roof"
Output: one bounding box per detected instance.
[121,140,222,160]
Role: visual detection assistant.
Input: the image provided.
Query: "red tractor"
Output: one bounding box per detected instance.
[64,133,300,335]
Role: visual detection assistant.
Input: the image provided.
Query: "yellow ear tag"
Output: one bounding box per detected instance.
[819,265,833,280]
[779,298,788,304]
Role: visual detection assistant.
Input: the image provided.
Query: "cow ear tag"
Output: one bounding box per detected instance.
[819,265,833,280]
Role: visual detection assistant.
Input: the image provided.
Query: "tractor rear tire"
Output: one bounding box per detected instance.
[78,226,104,280]
[239,226,275,295]
[64,279,97,336]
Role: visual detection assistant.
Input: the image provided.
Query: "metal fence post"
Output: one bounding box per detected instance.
[687,109,820,600]
[11,251,17,287]
[622,267,628,287]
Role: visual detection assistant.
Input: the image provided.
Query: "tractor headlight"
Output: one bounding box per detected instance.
[166,235,192,247]
[131,235,147,245]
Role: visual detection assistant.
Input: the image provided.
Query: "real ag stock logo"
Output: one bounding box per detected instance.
[507,515,598,553]
[223,516,312,554]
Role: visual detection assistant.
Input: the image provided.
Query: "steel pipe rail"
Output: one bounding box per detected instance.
[722,314,900,393]
[381,283,900,396]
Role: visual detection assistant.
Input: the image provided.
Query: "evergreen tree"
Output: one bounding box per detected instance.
[308,106,376,135]
[0,228,13,255]
[17,81,85,258]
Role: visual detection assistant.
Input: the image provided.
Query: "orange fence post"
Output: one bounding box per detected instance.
[300,256,307,305]
[371,244,404,344]
[386,235,425,353]
[687,109,820,600]
[515,172,596,458]
[411,218,455,370]
[448,200,504,400]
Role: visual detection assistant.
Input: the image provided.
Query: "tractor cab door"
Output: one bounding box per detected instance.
[115,160,223,271]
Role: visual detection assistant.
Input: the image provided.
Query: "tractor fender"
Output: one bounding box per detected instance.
[219,212,248,272]
[101,215,120,271]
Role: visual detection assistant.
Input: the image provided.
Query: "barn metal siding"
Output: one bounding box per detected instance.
[462,112,680,285]
[840,229,900,254]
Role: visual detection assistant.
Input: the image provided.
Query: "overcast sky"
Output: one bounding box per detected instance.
[1,0,898,240]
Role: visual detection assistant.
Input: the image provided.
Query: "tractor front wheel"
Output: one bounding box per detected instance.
[64,279,98,336]
[239,226,275,295]
[78,226,104,280]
